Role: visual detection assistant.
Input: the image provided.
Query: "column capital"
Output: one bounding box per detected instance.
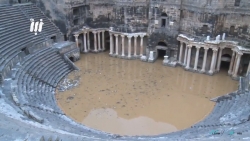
[187,45,192,48]
[127,35,133,39]
[134,35,138,38]
[212,48,218,52]
[204,47,209,50]
[114,34,119,37]
[139,34,144,38]
[196,46,201,49]
[121,34,125,38]
[92,31,97,34]
[74,34,79,37]
[237,52,243,56]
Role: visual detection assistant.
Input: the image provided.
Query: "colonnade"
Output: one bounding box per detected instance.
[178,42,219,74]
[74,29,106,52]
[109,33,146,58]
[178,41,244,78]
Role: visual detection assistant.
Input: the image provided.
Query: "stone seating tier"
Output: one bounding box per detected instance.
[11,47,73,114]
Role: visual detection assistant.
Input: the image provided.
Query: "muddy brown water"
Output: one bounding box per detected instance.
[56,52,238,136]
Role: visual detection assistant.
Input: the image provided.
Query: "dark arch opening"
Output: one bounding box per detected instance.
[69,57,74,62]
[158,41,167,46]
[64,34,67,41]
[220,54,231,70]
[157,49,166,60]
[161,13,168,17]
[73,8,79,16]
[202,25,208,34]
[51,36,56,42]
[230,26,235,35]
[235,0,241,6]
[161,13,168,27]
[105,31,110,51]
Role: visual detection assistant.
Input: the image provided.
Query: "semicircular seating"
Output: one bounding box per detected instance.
[1,3,250,141]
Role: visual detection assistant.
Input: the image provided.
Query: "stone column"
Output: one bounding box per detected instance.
[247,61,250,75]
[93,31,98,52]
[114,34,119,55]
[208,48,218,74]
[87,31,90,51]
[109,33,113,55]
[74,34,79,48]
[232,54,238,75]
[179,42,183,64]
[83,31,88,52]
[213,48,218,71]
[194,46,200,70]
[201,47,209,72]
[102,30,105,50]
[233,53,243,78]
[98,31,101,51]
[140,35,144,56]
[185,45,192,69]
[128,35,132,58]
[228,51,235,75]
[216,47,224,71]
[183,45,188,65]
[134,35,138,57]
[121,35,125,56]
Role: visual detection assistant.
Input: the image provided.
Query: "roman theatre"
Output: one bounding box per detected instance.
[0,0,250,140]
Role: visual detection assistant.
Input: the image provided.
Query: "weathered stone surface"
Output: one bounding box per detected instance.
[1,1,250,141]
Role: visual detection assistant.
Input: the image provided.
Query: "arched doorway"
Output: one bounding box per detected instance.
[156,41,168,60]
[220,54,231,70]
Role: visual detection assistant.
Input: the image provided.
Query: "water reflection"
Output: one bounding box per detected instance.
[56,52,238,135]
[83,108,177,135]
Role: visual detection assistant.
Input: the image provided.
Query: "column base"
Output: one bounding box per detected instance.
[92,51,99,53]
[127,56,132,60]
[140,55,148,62]
[208,70,214,75]
[232,75,239,80]
[83,50,89,53]
[200,69,206,73]
[133,55,141,59]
